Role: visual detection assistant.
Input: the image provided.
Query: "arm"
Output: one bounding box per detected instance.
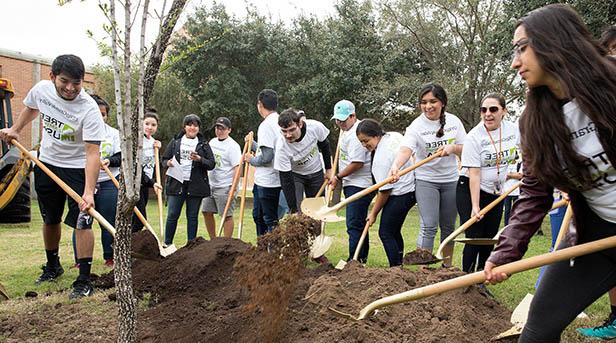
[0,107,39,143]
[389,146,413,182]
[162,140,175,168]
[82,142,101,211]
[317,139,332,171]
[106,151,122,167]
[507,171,523,180]
[248,146,274,167]
[468,167,482,220]
[279,171,298,213]
[329,161,364,188]
[442,143,463,157]
[196,143,216,171]
[366,191,390,227]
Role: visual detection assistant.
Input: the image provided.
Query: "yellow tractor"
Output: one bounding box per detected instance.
[0,78,31,223]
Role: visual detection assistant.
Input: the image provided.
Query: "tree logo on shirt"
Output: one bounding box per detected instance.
[42,113,76,142]
[425,138,456,155]
[101,142,113,158]
[214,153,222,168]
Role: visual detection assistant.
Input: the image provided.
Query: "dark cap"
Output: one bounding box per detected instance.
[214,117,232,129]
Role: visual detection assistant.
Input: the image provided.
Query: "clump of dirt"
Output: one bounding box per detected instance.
[131,230,161,260]
[403,248,440,265]
[234,214,321,342]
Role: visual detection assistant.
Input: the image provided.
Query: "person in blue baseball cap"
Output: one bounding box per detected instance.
[328,99,375,263]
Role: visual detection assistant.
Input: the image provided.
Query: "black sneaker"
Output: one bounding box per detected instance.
[69,279,94,300]
[35,264,64,284]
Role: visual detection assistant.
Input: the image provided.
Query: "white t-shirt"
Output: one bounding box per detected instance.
[340,120,373,188]
[461,120,520,194]
[274,119,329,175]
[563,100,616,223]
[402,112,466,183]
[254,112,282,188]
[98,124,121,182]
[23,80,105,168]
[142,136,156,180]
[504,161,522,196]
[179,135,199,181]
[208,136,242,188]
[372,132,415,196]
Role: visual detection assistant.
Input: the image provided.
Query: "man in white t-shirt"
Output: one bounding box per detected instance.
[244,89,282,236]
[202,117,242,238]
[327,99,375,263]
[0,55,105,300]
[274,108,332,213]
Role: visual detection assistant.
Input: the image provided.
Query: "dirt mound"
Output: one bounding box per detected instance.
[131,230,161,260]
[403,248,440,265]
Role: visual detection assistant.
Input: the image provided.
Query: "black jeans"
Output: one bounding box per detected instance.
[521,200,616,342]
[379,191,416,267]
[132,184,150,232]
[504,195,518,225]
[456,176,503,273]
[293,171,325,206]
[344,186,375,263]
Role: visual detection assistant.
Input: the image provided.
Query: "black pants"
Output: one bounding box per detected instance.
[131,185,150,232]
[456,176,503,273]
[293,170,325,205]
[379,191,416,267]
[521,200,616,342]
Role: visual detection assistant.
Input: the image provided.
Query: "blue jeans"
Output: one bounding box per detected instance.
[344,186,375,263]
[72,179,117,261]
[253,185,281,236]
[379,191,416,267]
[278,190,289,219]
[164,190,203,245]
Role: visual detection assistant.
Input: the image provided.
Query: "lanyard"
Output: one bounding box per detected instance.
[485,125,502,176]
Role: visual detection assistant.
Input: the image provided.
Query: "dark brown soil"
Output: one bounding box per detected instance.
[403,248,440,265]
[1,214,515,342]
[131,230,162,260]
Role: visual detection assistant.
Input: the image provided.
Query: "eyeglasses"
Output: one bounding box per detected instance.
[480,106,500,114]
[512,38,529,59]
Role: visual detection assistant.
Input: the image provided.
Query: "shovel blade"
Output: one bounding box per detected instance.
[301,197,345,222]
[309,235,333,259]
[335,260,347,270]
[160,244,177,257]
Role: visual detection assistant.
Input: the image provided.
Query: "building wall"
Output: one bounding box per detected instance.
[0,49,95,150]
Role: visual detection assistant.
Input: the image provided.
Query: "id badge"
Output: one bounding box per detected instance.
[493,181,502,194]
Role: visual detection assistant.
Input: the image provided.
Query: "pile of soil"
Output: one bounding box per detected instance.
[2,214,515,342]
[403,248,440,265]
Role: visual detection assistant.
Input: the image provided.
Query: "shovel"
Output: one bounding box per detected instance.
[11,139,174,259]
[309,182,335,259]
[154,147,165,238]
[217,132,252,237]
[330,232,616,321]
[237,132,254,240]
[302,151,443,223]
[406,182,521,265]
[455,198,569,246]
[102,164,176,257]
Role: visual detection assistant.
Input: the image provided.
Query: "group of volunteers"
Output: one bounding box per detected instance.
[2,3,616,341]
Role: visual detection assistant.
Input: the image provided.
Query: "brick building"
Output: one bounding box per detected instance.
[0,48,96,150]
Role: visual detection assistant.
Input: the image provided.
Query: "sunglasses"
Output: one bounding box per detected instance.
[480,106,500,114]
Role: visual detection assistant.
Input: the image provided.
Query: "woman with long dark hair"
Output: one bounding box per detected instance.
[356,119,416,267]
[390,83,466,267]
[484,4,616,341]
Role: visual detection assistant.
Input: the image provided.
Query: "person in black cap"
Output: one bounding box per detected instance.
[162,114,215,245]
[201,117,242,238]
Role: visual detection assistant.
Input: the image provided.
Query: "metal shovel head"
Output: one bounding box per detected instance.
[491,324,523,341]
[309,234,333,259]
[160,244,177,257]
[454,238,498,246]
[511,293,533,325]
[301,197,345,222]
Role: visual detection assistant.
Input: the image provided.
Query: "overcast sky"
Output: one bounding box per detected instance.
[1,0,337,67]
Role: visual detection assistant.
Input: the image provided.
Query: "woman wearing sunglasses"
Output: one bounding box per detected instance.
[484,4,616,341]
[457,93,519,274]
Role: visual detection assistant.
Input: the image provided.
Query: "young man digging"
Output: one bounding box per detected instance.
[0,55,105,299]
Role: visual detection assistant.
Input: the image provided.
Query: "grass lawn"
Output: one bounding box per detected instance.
[0,197,609,340]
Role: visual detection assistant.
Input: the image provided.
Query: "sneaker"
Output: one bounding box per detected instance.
[104,259,114,268]
[577,313,616,339]
[69,279,94,300]
[35,264,64,284]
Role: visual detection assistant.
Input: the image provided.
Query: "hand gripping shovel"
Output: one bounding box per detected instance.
[330,232,616,321]
[154,146,165,238]
[302,151,443,222]
[237,132,254,240]
[455,198,569,246]
[101,164,176,257]
[217,132,252,238]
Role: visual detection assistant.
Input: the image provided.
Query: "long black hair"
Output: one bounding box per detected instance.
[357,118,385,138]
[418,83,448,138]
[517,4,616,191]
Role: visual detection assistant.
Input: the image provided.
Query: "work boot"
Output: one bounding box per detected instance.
[69,278,94,300]
[577,313,616,340]
[35,264,64,284]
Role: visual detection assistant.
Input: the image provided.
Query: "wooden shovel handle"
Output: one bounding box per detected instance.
[237,132,254,240]
[154,146,165,237]
[327,151,443,214]
[11,139,116,236]
[553,204,573,250]
[352,221,372,261]
[436,182,521,258]
[357,233,616,319]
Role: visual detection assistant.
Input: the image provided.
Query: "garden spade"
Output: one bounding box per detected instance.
[102,164,176,257]
[154,146,165,238]
[237,133,254,240]
[302,151,443,223]
[329,233,616,321]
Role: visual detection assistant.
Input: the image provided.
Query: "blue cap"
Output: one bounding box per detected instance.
[331,99,355,121]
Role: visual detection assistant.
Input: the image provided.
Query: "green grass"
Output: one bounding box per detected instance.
[0,199,610,334]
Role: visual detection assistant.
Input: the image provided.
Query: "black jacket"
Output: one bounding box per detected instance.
[162,132,215,197]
